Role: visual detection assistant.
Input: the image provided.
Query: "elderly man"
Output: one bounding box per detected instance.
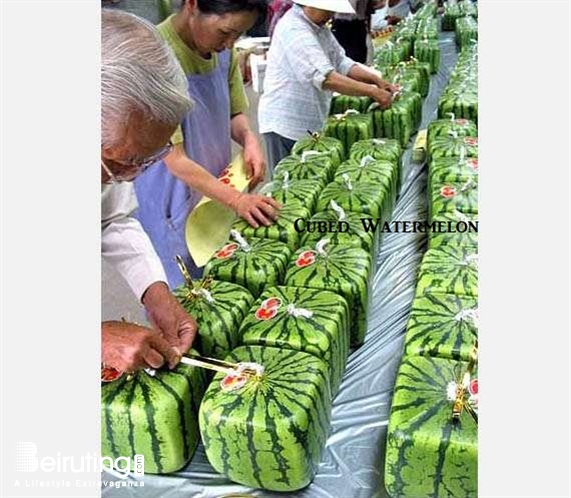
[258,0,397,171]
[101,10,198,374]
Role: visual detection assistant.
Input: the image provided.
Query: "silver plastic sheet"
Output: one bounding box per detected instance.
[102,32,459,498]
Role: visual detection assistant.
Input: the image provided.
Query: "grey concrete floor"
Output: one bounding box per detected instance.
[101,0,265,322]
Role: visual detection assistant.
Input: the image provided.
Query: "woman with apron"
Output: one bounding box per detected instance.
[134,0,279,289]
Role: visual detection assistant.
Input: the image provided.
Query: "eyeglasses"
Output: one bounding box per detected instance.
[101,141,174,183]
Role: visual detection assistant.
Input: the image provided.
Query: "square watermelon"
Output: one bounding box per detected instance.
[273,154,335,187]
[429,175,478,222]
[317,177,386,220]
[231,204,312,251]
[292,134,345,167]
[428,211,479,251]
[324,112,375,157]
[240,286,350,395]
[199,345,332,492]
[173,278,254,360]
[284,241,373,347]
[415,246,478,298]
[204,234,292,298]
[404,292,478,361]
[385,355,478,498]
[258,176,322,213]
[101,355,206,474]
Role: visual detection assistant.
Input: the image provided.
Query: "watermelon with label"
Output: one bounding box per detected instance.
[204,233,292,298]
[416,246,478,297]
[428,156,478,193]
[285,240,372,347]
[335,157,397,214]
[173,278,254,360]
[301,203,376,255]
[427,117,477,146]
[385,355,478,498]
[414,38,441,74]
[292,133,345,167]
[101,357,207,474]
[330,95,373,115]
[428,211,479,250]
[258,175,322,213]
[232,203,312,251]
[429,135,478,161]
[199,345,332,492]
[240,286,350,394]
[430,175,478,221]
[324,111,374,158]
[404,292,478,361]
[317,175,386,220]
[273,153,335,187]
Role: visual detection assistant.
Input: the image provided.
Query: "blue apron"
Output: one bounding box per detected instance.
[134,50,232,289]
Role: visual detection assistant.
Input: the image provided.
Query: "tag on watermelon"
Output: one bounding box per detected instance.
[101,366,123,383]
[220,372,248,392]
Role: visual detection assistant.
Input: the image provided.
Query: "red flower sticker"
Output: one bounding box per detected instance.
[455,119,469,126]
[101,366,122,383]
[468,159,478,170]
[295,250,317,268]
[440,185,457,198]
[220,373,248,392]
[255,307,279,321]
[464,137,478,146]
[215,243,239,260]
[469,378,478,396]
[255,297,282,321]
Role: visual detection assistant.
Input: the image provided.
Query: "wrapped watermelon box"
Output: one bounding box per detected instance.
[173,276,254,360]
[292,132,345,167]
[204,231,292,298]
[199,345,332,492]
[404,292,478,362]
[350,138,403,194]
[257,173,322,213]
[335,156,398,214]
[240,285,350,395]
[232,203,312,251]
[285,239,373,347]
[317,174,386,221]
[101,356,207,474]
[330,94,373,115]
[416,246,479,298]
[429,174,478,221]
[427,116,477,146]
[413,38,441,74]
[385,355,478,498]
[301,200,377,256]
[428,210,479,251]
[324,110,375,157]
[273,152,336,188]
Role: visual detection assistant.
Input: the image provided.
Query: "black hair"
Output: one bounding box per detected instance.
[191,0,268,16]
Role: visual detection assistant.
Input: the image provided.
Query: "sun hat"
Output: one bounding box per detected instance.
[294,0,356,14]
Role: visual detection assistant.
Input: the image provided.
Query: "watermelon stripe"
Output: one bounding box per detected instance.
[139,380,164,473]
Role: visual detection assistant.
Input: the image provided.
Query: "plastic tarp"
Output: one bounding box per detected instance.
[102,31,460,498]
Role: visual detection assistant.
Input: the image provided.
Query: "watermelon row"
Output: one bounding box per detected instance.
[456,15,478,50]
[195,135,410,491]
[438,43,478,123]
[384,108,479,496]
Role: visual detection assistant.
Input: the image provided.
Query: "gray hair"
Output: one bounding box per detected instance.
[101,9,192,147]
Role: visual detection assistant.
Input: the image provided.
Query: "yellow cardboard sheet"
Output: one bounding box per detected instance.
[185,155,250,267]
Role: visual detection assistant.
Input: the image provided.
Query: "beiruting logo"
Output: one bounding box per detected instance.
[15,442,144,479]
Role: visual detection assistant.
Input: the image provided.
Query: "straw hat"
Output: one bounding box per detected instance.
[294,0,356,14]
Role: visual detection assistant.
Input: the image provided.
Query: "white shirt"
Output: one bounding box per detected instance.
[387,0,411,19]
[101,182,168,301]
[371,4,389,30]
[258,5,357,141]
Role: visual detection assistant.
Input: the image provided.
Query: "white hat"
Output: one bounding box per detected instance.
[295,0,356,14]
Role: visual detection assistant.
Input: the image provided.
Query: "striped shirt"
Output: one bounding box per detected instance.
[258,5,356,141]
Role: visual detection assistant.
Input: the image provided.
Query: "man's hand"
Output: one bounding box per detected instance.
[243,133,267,190]
[230,192,281,228]
[101,321,180,373]
[376,78,399,95]
[142,282,198,354]
[371,86,394,110]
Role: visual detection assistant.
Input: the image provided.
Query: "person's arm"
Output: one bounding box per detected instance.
[347,63,396,92]
[323,71,395,109]
[231,113,267,190]
[165,146,280,228]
